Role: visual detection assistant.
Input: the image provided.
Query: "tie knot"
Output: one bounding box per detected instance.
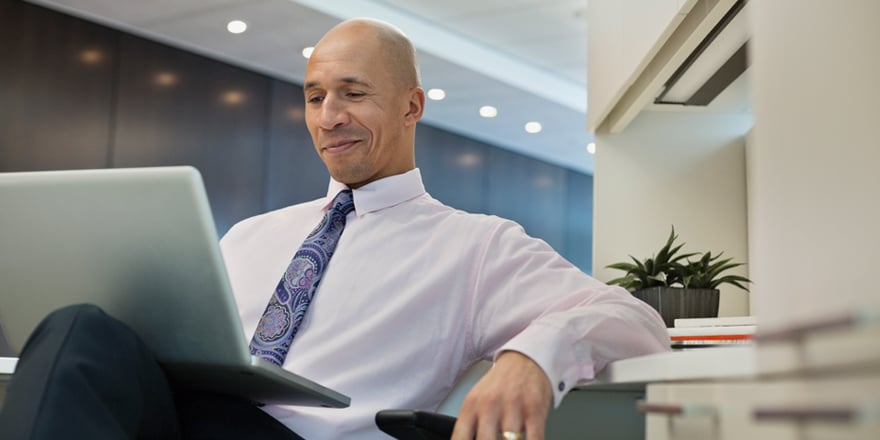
[330,189,355,216]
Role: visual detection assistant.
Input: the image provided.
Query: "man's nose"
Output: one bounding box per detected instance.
[317,96,349,130]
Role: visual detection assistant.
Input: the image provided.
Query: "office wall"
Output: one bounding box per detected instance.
[747,0,880,330]
[592,110,751,318]
[0,1,595,355]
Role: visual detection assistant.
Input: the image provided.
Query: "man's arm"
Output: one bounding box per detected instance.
[455,220,669,439]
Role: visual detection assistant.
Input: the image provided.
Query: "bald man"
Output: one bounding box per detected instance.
[222,18,667,439]
[0,18,668,440]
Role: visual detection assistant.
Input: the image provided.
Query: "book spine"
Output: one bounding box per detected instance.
[674,316,757,328]
[670,334,754,342]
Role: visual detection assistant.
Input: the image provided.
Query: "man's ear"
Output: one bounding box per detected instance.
[404,87,425,127]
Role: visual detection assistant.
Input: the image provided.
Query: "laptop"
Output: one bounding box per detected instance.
[0,166,349,408]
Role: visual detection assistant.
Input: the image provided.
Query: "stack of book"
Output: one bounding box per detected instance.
[667,316,756,349]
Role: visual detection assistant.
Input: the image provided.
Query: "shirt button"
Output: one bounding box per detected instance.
[558,381,565,392]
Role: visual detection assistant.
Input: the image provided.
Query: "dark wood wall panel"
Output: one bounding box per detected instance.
[111,35,269,234]
[416,124,487,214]
[264,79,329,211]
[0,0,115,171]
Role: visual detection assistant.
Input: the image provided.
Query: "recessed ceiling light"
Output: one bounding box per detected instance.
[302,46,314,58]
[227,20,247,34]
[524,121,542,133]
[479,105,497,118]
[427,88,446,100]
[586,142,596,154]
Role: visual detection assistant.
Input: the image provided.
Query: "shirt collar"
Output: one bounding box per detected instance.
[325,168,426,215]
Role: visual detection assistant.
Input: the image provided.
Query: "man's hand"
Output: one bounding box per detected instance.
[451,351,553,440]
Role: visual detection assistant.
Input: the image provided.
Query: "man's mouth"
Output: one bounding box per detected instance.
[323,139,360,153]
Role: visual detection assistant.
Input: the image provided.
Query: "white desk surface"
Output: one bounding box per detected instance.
[1,356,17,372]
[580,345,755,390]
[1,357,18,379]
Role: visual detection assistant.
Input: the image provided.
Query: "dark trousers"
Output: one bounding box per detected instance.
[0,304,304,440]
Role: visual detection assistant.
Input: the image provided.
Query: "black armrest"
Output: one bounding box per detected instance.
[375,409,457,440]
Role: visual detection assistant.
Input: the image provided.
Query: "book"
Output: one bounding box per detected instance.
[668,324,756,347]
[673,316,757,328]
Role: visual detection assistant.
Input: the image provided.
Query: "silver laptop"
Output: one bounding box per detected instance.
[0,166,349,408]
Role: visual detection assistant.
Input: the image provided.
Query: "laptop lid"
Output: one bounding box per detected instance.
[0,166,349,407]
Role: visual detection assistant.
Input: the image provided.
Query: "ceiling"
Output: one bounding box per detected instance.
[29,0,595,174]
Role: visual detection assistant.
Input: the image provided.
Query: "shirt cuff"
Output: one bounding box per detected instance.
[495,322,591,408]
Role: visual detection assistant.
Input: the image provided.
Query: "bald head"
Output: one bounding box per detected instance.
[303,18,426,189]
[311,18,420,91]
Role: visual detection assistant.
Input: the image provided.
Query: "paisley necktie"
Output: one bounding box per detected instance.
[250,189,354,365]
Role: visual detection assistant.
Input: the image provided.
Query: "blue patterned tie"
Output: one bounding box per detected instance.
[250,189,355,365]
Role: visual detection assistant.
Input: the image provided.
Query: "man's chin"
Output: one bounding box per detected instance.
[328,169,369,188]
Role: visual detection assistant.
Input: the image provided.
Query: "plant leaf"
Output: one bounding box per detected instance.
[710,275,752,291]
[606,262,637,272]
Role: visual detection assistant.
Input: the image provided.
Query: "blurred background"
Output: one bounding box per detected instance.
[0,0,596,355]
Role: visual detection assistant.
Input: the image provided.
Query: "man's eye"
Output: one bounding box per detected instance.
[307,96,324,104]
[347,91,365,98]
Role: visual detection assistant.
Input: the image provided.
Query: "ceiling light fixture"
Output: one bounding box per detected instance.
[427,88,446,100]
[302,46,314,58]
[524,121,542,133]
[586,142,596,155]
[654,0,749,106]
[479,106,497,118]
[227,20,247,34]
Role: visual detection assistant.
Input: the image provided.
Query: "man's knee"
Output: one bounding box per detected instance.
[46,303,107,322]
[23,303,159,382]
[27,304,134,352]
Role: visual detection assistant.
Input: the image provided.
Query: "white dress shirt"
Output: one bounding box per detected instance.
[220,168,668,439]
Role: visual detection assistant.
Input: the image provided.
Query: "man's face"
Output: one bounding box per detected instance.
[304,31,416,189]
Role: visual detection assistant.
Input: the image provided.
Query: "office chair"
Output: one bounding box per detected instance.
[375,409,457,439]
[375,361,490,439]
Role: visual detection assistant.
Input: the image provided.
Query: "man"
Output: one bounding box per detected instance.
[0,18,667,440]
[219,18,668,439]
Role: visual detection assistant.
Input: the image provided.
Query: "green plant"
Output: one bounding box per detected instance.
[672,251,751,291]
[606,227,751,292]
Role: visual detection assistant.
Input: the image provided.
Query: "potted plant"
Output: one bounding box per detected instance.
[606,227,751,327]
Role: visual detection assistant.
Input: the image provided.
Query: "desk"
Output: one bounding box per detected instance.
[591,345,755,387]
[543,346,755,439]
[0,357,15,377]
[0,357,15,410]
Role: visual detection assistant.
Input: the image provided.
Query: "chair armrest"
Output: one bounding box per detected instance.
[375,409,457,440]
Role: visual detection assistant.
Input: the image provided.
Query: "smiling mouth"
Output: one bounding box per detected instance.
[323,139,360,153]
